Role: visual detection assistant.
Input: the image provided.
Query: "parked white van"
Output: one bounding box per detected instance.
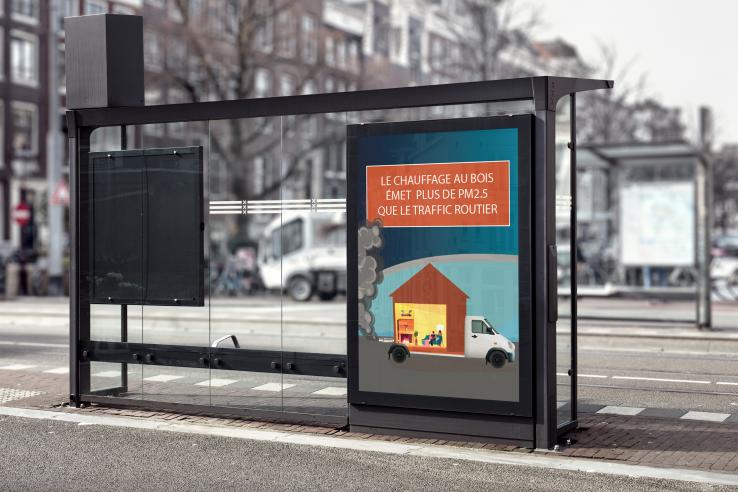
[258,211,346,301]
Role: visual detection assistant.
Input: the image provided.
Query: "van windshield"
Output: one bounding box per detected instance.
[483,319,497,335]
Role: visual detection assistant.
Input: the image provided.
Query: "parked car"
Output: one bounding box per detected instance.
[711,236,738,286]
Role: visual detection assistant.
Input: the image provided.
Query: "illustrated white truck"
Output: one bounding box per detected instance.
[258,211,347,301]
[386,315,516,369]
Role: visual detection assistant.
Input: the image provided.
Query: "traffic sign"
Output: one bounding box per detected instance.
[51,179,70,206]
[12,202,31,227]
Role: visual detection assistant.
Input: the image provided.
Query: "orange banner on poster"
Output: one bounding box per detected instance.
[366,161,510,227]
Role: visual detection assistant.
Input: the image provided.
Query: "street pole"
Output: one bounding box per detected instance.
[46,0,64,294]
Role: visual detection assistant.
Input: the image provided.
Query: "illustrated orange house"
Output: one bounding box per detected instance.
[390,264,468,355]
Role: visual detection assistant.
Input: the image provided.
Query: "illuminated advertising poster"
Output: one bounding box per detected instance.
[349,116,532,414]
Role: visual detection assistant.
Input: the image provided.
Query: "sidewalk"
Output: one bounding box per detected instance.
[1,374,737,479]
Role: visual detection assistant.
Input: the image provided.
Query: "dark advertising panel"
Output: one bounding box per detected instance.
[348,116,532,416]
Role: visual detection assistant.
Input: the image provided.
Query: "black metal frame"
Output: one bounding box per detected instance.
[346,114,534,417]
[68,76,612,449]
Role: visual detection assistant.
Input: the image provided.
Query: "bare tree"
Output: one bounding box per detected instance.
[443,0,542,81]
[713,145,738,235]
[153,0,341,241]
[577,43,684,143]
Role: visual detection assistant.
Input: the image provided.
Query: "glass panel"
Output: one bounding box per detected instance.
[280,112,347,417]
[555,94,573,427]
[208,117,284,412]
[576,151,699,323]
[140,121,210,404]
[87,126,143,399]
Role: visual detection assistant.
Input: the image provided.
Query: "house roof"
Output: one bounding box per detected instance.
[390,263,468,302]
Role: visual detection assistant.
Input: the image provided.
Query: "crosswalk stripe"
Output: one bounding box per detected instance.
[43,367,69,374]
[195,378,237,387]
[252,383,296,392]
[312,387,347,396]
[93,371,123,378]
[597,406,645,416]
[680,411,730,423]
[143,374,184,383]
[0,364,36,371]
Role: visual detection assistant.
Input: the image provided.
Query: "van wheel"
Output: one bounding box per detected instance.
[486,350,507,369]
[317,290,337,301]
[389,345,409,364]
[287,276,313,302]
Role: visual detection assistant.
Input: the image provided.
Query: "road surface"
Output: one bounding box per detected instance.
[1,297,738,417]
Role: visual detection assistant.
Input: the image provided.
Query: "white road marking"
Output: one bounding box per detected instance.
[312,387,347,396]
[716,382,738,386]
[195,378,237,387]
[557,373,608,379]
[252,383,296,392]
[93,371,123,378]
[3,407,737,486]
[680,411,730,423]
[143,374,184,383]
[0,340,68,348]
[0,364,36,371]
[611,376,710,385]
[596,406,645,416]
[43,367,69,374]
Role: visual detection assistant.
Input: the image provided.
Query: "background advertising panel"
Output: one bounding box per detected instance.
[348,116,532,416]
[620,182,695,266]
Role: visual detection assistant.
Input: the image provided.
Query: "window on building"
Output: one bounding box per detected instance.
[255,0,274,53]
[278,73,295,97]
[84,0,107,15]
[324,36,335,66]
[301,79,316,95]
[336,40,346,69]
[11,102,37,157]
[301,15,317,65]
[254,68,271,98]
[62,0,78,18]
[167,38,186,70]
[348,41,359,73]
[144,31,163,70]
[10,31,37,86]
[11,0,38,22]
[112,4,136,15]
[323,77,334,93]
[276,11,296,58]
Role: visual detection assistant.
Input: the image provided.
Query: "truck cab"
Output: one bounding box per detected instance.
[258,211,346,302]
[464,316,516,368]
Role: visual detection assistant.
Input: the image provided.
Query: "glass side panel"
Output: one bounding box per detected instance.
[140,122,210,404]
[87,126,143,400]
[208,117,284,411]
[280,112,347,417]
[555,95,574,427]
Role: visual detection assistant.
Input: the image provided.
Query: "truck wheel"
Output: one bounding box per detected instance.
[287,276,313,302]
[389,345,408,363]
[317,290,337,301]
[486,350,507,369]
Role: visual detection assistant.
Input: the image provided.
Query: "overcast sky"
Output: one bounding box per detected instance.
[529,0,738,146]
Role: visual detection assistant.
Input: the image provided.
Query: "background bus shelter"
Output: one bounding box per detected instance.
[566,141,711,328]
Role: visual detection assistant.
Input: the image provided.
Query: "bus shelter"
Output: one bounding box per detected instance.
[573,142,711,327]
[66,14,612,449]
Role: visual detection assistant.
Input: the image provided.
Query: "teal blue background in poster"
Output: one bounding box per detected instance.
[372,259,520,342]
[357,126,521,342]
